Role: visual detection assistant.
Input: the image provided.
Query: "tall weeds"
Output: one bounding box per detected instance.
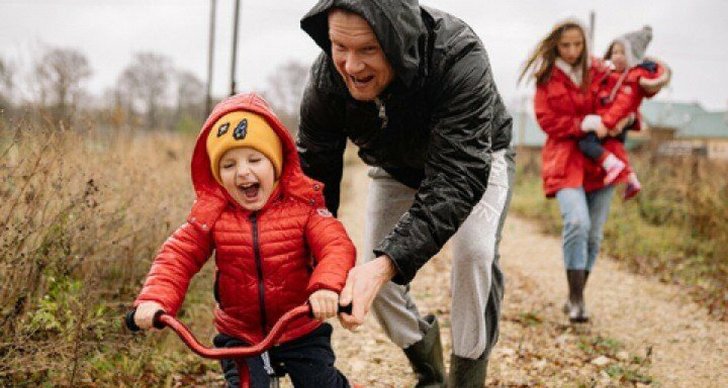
[1,119,200,384]
[609,153,728,318]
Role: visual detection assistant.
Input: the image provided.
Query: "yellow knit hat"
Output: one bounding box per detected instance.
[206,110,283,184]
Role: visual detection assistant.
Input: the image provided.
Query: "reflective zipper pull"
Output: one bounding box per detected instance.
[261,351,276,376]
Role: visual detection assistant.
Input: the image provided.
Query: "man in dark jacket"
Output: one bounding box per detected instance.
[297,1,514,386]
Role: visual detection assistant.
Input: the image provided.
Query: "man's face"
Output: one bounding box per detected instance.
[328,9,394,101]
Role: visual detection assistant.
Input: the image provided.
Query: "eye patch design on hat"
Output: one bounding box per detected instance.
[233,119,248,140]
[217,122,230,137]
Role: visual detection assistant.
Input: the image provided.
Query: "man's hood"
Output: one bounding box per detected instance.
[301,0,426,89]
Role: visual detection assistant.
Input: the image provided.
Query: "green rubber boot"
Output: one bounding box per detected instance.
[402,314,446,387]
[448,353,488,388]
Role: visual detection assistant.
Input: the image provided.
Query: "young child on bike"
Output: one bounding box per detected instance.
[132,93,356,387]
[580,25,670,199]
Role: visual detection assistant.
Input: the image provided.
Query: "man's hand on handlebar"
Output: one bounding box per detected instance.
[338,255,396,331]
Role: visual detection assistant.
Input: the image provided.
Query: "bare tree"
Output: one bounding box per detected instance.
[116,52,172,130]
[261,60,309,134]
[176,70,205,121]
[114,71,139,126]
[34,47,92,126]
[0,57,13,112]
[99,87,125,130]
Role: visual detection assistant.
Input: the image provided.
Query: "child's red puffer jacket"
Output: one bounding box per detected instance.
[134,93,356,345]
[595,60,670,130]
[583,60,670,190]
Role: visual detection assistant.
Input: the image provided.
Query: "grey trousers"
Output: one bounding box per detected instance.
[363,148,514,359]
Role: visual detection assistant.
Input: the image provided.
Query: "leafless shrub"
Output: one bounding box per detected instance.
[0,120,193,384]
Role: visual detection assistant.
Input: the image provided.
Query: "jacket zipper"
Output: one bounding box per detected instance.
[250,213,268,335]
[374,97,389,129]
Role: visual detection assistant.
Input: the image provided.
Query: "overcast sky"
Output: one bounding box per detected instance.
[2,0,727,111]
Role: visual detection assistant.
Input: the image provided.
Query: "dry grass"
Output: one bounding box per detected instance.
[0,119,210,385]
[611,153,728,320]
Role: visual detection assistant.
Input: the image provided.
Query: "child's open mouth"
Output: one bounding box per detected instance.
[238,182,260,198]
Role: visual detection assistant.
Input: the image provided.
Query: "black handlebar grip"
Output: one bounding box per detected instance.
[125,309,141,332]
[152,309,166,330]
[307,303,353,318]
[125,309,166,331]
[337,303,352,315]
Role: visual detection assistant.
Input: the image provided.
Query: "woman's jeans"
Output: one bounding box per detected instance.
[555,186,616,271]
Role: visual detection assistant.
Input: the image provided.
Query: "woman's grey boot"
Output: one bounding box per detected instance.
[566,269,589,323]
[448,353,488,388]
[402,314,446,387]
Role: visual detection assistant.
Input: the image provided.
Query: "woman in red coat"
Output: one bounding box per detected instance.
[131,93,356,387]
[520,20,630,323]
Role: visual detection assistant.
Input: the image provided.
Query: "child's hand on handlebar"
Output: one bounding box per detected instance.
[309,290,339,321]
[134,301,165,330]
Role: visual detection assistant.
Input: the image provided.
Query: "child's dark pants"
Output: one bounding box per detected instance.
[578,132,605,161]
[578,131,629,161]
[213,323,349,388]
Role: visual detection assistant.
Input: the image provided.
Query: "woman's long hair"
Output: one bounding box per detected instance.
[519,20,590,90]
[603,41,618,61]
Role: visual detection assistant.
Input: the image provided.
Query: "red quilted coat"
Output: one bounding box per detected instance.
[534,61,616,197]
[595,61,668,129]
[134,93,356,345]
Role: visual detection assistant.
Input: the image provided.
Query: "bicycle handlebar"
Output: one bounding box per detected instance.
[124,303,353,359]
[125,309,166,331]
